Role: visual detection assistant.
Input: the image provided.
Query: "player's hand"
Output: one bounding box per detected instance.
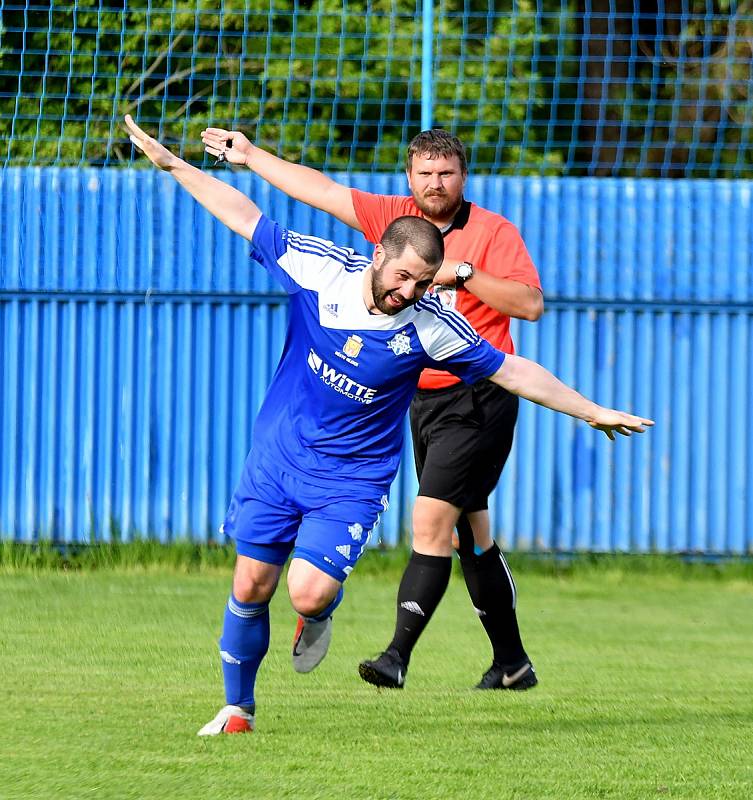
[124,114,178,171]
[201,128,252,166]
[587,408,655,441]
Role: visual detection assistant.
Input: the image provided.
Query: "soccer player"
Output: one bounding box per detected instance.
[200,126,544,690]
[125,114,651,735]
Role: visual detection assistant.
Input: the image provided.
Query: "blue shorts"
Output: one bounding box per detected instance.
[221,455,389,583]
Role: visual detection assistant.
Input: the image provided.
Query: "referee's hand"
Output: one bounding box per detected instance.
[124,114,177,171]
[201,128,252,167]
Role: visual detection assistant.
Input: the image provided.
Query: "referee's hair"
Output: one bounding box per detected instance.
[380,215,445,269]
[406,128,468,175]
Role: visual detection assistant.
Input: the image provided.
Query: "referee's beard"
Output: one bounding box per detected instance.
[412,188,463,224]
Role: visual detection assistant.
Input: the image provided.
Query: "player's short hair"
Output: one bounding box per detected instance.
[406,129,468,175]
[380,215,444,268]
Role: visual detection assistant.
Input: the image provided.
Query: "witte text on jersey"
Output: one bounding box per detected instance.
[307,349,378,404]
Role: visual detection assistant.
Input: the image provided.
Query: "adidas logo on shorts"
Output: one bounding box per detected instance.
[335,544,352,559]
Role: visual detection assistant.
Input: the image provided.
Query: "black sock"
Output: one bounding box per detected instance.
[458,542,527,668]
[455,514,476,557]
[387,551,452,665]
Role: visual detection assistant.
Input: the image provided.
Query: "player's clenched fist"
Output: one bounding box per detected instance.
[201,128,253,166]
[124,114,177,171]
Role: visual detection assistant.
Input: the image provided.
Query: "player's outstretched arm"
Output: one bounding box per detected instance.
[489,354,654,440]
[200,127,361,232]
[124,115,262,241]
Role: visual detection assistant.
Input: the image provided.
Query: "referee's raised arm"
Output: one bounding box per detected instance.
[200,127,361,232]
[124,115,262,241]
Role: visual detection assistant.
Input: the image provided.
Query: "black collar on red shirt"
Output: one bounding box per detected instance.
[441,199,471,236]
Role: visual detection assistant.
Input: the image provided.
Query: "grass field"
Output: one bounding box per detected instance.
[1,555,752,800]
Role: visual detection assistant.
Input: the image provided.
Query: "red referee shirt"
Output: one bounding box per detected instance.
[351,189,542,390]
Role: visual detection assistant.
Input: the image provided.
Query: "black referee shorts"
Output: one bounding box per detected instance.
[410,379,519,512]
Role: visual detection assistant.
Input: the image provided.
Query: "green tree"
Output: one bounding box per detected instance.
[0,0,574,171]
[0,0,750,176]
[574,0,753,177]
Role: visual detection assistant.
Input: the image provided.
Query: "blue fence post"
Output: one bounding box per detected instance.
[421,0,434,131]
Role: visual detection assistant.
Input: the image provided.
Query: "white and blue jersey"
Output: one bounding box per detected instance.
[247,215,505,491]
[222,216,506,580]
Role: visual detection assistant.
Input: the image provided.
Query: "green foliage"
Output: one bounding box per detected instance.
[432,0,574,174]
[0,0,574,170]
[0,1,750,174]
[582,0,753,177]
[2,540,752,583]
[0,540,236,573]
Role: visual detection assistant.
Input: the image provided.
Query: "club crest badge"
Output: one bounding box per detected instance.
[386,331,412,356]
[343,334,364,359]
[348,522,364,542]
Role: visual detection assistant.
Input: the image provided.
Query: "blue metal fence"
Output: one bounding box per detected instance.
[1,169,751,553]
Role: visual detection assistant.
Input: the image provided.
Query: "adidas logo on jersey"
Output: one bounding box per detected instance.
[323,303,339,317]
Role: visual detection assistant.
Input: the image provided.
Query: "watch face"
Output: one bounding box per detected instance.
[456,262,473,281]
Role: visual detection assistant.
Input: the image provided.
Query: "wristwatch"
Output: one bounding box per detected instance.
[455,261,474,285]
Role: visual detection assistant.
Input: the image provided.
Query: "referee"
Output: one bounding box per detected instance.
[201,127,544,690]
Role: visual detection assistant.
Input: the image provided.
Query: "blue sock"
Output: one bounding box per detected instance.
[302,586,344,623]
[219,594,270,710]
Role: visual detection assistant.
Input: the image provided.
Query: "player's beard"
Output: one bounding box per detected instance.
[412,188,463,222]
[370,269,411,315]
